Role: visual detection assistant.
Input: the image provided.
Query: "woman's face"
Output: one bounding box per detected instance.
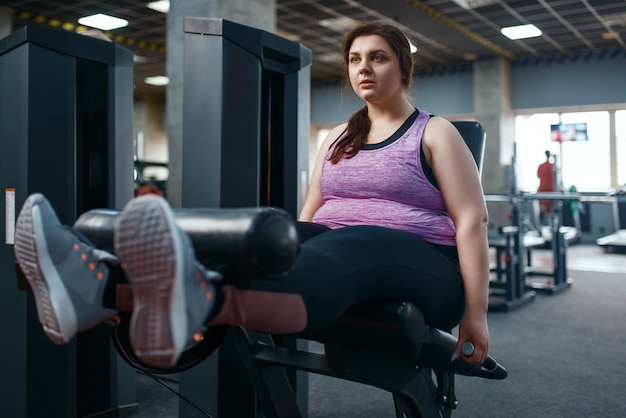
[347,34,405,104]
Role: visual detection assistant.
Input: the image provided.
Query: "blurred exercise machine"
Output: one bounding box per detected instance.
[1,26,135,417]
[596,187,626,253]
[487,191,580,310]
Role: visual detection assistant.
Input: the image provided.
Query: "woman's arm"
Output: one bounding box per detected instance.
[423,117,490,364]
[298,124,347,222]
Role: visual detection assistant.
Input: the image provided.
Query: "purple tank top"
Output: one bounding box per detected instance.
[312,108,456,246]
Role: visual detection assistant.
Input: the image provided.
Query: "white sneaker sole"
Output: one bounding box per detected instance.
[114,195,186,369]
[14,195,78,344]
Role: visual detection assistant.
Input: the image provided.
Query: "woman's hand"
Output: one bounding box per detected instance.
[452,311,489,365]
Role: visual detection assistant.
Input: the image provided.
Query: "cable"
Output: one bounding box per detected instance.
[110,326,214,417]
[145,372,214,418]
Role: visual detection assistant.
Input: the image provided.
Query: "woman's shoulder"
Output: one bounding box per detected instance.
[423,116,462,140]
[422,116,467,156]
[424,115,454,130]
[329,122,348,138]
[319,122,349,152]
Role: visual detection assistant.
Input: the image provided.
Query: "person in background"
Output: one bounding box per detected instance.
[13,22,490,370]
[537,150,555,223]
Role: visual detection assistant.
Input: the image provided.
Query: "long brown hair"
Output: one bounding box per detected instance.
[329,22,415,164]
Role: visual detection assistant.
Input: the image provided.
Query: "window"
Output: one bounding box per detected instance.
[515,111,611,192]
[617,110,626,186]
[559,111,609,191]
[515,113,559,192]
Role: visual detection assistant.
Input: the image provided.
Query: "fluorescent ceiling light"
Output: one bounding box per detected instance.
[602,12,626,26]
[501,24,542,40]
[319,17,357,32]
[317,52,342,63]
[602,31,619,40]
[78,13,128,31]
[144,76,169,86]
[147,1,170,13]
[450,0,498,9]
[463,53,478,61]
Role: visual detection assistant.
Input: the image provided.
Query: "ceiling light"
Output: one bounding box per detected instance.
[319,17,357,32]
[78,14,128,31]
[602,12,626,26]
[147,1,170,13]
[144,76,169,86]
[501,24,542,40]
[450,0,498,9]
[602,31,620,40]
[463,53,478,61]
[134,55,148,63]
[317,52,343,64]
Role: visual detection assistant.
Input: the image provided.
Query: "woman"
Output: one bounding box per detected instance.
[14,22,490,370]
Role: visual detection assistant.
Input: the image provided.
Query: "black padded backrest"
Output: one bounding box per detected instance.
[452,121,486,175]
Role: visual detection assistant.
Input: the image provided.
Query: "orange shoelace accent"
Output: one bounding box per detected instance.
[74,239,105,281]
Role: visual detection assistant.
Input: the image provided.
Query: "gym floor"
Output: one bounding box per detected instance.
[126,243,626,418]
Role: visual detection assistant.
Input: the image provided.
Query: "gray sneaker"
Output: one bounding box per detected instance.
[114,195,221,369]
[13,194,117,345]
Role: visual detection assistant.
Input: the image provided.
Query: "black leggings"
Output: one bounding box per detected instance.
[245,223,465,331]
